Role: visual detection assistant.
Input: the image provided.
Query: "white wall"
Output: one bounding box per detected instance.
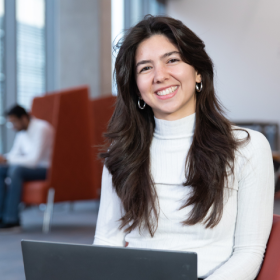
[167,0,280,128]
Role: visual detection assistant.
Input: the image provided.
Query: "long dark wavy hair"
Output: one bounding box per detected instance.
[101,15,248,236]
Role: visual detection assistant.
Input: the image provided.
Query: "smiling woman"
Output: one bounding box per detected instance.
[94,15,274,280]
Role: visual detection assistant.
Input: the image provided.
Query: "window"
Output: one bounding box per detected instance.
[16,0,46,110]
[124,0,166,29]
[0,0,54,153]
[0,0,4,153]
[111,0,124,95]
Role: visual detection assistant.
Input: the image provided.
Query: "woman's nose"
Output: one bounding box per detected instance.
[153,64,169,84]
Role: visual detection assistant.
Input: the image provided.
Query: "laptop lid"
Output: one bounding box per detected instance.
[21,240,197,280]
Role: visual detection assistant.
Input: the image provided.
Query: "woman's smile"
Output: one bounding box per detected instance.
[155,85,179,100]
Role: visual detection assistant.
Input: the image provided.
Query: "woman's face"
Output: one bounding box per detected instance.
[135,34,201,121]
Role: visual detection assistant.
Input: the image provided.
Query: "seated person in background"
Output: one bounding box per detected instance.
[0,105,54,229]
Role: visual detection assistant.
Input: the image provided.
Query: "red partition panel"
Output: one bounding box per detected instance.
[90,95,116,196]
[31,93,60,127]
[24,86,98,205]
[49,86,97,202]
[23,92,60,205]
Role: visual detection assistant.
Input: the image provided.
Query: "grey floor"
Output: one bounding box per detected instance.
[1,199,280,280]
[0,200,99,280]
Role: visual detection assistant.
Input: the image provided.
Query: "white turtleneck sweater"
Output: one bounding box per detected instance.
[94,113,274,279]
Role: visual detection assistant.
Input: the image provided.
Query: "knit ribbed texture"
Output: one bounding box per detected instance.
[94,113,274,279]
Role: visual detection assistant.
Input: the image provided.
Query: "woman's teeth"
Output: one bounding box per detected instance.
[156,86,178,96]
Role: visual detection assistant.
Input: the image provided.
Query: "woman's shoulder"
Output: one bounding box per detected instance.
[231,126,273,182]
[231,125,271,153]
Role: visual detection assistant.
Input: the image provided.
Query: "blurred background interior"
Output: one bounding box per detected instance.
[0,0,280,279]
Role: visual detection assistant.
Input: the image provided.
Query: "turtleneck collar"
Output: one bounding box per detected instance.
[154,113,196,140]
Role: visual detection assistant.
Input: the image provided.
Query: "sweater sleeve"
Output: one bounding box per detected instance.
[206,131,274,280]
[93,165,126,247]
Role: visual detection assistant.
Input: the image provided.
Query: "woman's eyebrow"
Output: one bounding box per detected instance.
[160,51,180,59]
[135,60,152,70]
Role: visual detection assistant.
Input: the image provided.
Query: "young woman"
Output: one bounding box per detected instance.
[93,16,274,279]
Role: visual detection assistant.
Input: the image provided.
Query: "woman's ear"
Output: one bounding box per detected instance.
[196,72,202,83]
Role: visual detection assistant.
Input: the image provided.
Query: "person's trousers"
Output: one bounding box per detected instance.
[0,164,47,223]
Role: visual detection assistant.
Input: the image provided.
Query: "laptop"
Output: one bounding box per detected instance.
[21,240,197,280]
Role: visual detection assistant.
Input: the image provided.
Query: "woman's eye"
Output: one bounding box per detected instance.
[168,58,179,63]
[139,66,152,73]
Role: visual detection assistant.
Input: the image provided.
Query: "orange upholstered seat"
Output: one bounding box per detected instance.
[22,181,49,205]
[256,214,280,279]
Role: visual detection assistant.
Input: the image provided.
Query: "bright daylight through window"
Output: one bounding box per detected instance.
[16,0,46,110]
[0,0,4,153]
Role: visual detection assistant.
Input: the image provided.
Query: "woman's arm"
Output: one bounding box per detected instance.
[206,131,274,280]
[93,165,126,247]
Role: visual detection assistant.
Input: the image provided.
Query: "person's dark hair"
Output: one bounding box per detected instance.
[101,15,249,236]
[5,105,30,119]
[5,105,29,119]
